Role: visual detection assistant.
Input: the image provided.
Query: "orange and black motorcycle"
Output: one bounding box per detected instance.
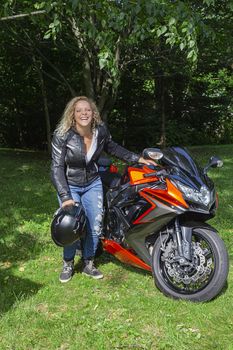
[98,147,229,302]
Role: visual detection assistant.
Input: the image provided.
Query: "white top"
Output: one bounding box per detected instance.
[85,129,98,163]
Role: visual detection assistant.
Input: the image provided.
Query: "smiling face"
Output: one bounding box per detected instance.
[74,100,93,130]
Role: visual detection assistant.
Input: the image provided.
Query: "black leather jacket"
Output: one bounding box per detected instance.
[51,122,140,203]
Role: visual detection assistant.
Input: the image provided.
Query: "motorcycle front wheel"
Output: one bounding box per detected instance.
[152,224,229,302]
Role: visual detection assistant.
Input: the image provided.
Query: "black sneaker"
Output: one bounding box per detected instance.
[82,259,103,279]
[59,260,74,283]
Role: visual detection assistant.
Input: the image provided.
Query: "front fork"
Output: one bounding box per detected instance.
[174,218,192,262]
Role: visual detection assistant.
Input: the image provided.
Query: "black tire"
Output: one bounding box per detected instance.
[152,223,229,302]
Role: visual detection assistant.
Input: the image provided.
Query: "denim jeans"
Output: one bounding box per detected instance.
[58,177,103,261]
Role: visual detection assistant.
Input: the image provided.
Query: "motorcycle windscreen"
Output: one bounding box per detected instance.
[161,146,212,190]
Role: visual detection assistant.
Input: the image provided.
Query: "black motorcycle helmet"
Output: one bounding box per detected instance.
[51,203,86,247]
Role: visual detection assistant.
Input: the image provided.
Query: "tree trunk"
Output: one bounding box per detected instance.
[12,96,25,148]
[39,72,51,153]
[155,74,166,147]
[99,92,118,122]
[160,80,166,147]
[69,17,120,122]
[35,48,76,97]
[83,55,95,99]
[83,55,118,122]
[34,59,51,153]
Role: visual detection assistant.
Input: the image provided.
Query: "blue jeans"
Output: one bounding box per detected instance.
[59,177,103,261]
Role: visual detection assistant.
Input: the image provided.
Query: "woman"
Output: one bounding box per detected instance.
[51,96,155,283]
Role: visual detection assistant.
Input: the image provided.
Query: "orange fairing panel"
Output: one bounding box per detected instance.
[143,179,189,209]
[102,239,152,271]
[165,179,189,208]
[128,166,158,185]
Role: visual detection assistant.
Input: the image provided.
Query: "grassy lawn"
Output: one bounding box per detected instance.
[0,145,233,350]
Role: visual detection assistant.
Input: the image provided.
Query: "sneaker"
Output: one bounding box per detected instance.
[59,260,74,283]
[82,259,103,279]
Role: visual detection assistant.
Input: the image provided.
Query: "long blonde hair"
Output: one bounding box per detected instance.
[55,96,102,136]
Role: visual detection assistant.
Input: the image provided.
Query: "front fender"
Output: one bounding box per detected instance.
[180,221,218,260]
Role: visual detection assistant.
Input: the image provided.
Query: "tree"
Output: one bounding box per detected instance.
[1,21,73,149]
[28,0,205,120]
[1,0,232,150]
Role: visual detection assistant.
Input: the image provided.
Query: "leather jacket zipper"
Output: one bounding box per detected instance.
[80,135,88,184]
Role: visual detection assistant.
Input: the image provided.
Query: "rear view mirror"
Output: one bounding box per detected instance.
[204,156,223,174]
[142,148,163,160]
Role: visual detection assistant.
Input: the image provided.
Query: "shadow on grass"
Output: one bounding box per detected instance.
[72,251,151,290]
[91,251,230,300]
[0,150,56,316]
[0,232,53,263]
[100,251,150,274]
[0,232,46,316]
[97,251,151,281]
[0,270,43,316]
[71,248,150,278]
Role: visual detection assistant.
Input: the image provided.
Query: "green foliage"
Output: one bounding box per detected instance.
[0,0,232,148]
[30,0,204,87]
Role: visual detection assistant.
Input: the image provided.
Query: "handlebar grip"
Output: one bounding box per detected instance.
[144,170,167,178]
[143,172,158,178]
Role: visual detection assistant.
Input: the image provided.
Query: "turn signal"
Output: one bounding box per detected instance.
[110,164,119,173]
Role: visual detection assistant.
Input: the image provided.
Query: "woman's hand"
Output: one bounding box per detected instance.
[138,157,157,167]
[62,199,75,208]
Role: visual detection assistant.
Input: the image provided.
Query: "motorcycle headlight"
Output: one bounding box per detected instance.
[175,181,210,206]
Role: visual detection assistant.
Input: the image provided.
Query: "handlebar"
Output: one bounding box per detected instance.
[143,169,168,178]
[143,172,158,178]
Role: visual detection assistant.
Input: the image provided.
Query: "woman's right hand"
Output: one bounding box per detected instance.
[62,199,75,208]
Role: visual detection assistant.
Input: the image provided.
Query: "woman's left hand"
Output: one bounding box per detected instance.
[138,157,157,166]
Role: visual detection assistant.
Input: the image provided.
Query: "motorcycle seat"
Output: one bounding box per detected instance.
[109,175,121,189]
[99,171,122,189]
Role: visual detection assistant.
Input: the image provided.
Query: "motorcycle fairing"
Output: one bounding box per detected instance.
[101,147,218,269]
[133,192,181,225]
[102,238,151,271]
[128,166,159,185]
[133,178,188,225]
[162,147,200,176]
[162,147,214,191]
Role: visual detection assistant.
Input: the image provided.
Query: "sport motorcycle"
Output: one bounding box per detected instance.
[97,146,229,302]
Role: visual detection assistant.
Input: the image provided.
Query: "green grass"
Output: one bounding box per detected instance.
[0,145,233,350]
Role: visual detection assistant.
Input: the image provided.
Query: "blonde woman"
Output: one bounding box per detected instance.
[51,96,155,283]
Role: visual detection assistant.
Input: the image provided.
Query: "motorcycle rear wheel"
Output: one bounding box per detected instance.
[152,224,229,302]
